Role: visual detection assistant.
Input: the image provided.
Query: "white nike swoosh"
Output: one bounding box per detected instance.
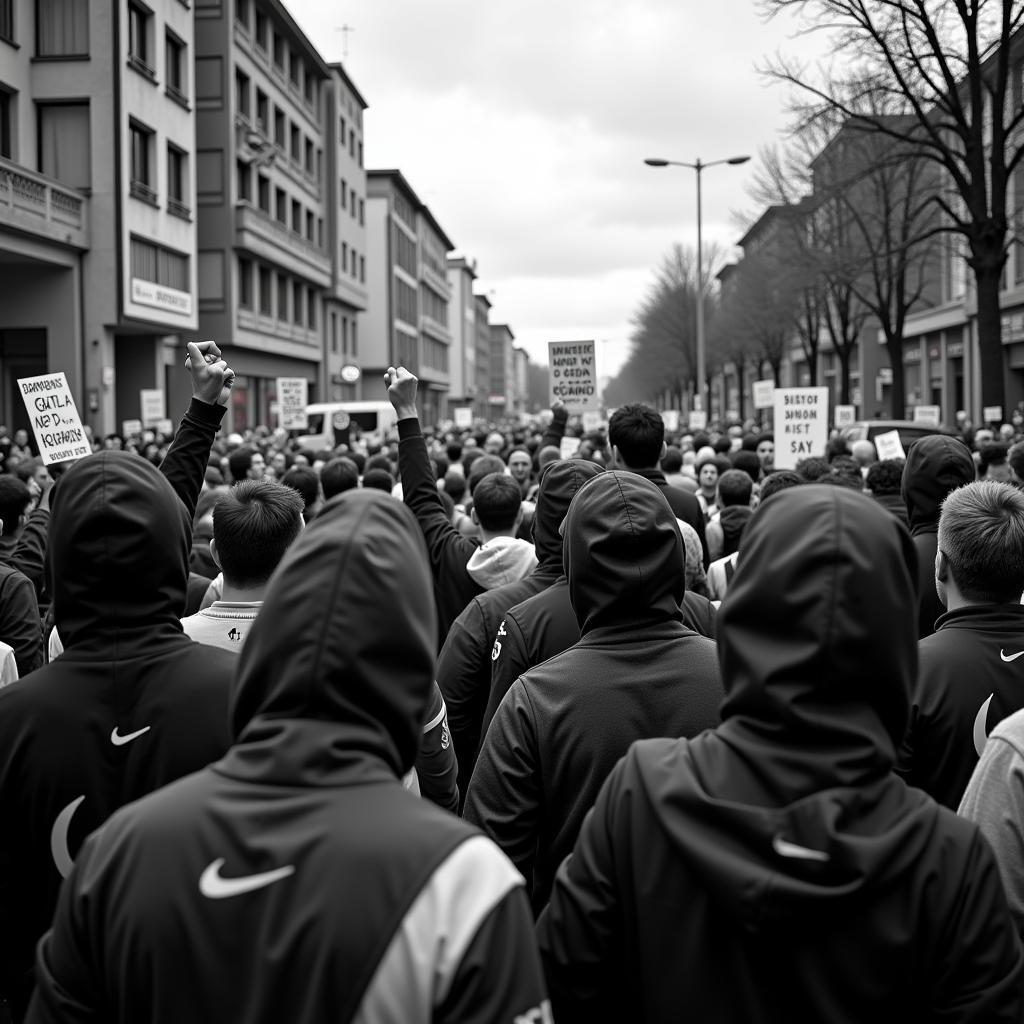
[199,858,296,899]
[974,693,994,757]
[772,835,830,862]
[1001,649,1024,663]
[50,795,85,878]
[110,725,151,746]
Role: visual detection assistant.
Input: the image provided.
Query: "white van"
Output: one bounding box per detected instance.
[292,401,398,451]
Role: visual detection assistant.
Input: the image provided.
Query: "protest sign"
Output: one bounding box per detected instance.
[774,387,829,470]
[834,404,856,428]
[140,389,165,427]
[276,377,308,430]
[913,405,941,426]
[548,341,597,412]
[18,372,91,465]
[983,405,1004,424]
[874,430,906,461]
[454,407,473,429]
[582,410,602,432]
[560,436,581,459]
[155,418,174,435]
[661,410,680,433]
[753,380,775,410]
[121,419,142,437]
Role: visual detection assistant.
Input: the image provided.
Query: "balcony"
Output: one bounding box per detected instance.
[234,202,331,287]
[0,158,89,250]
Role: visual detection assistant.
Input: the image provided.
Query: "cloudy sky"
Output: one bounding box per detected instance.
[289,0,827,380]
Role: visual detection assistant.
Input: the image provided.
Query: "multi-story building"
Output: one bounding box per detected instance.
[446,255,478,416]
[488,323,514,418]
[512,346,529,417]
[365,168,454,424]
[1,0,199,435]
[473,291,492,418]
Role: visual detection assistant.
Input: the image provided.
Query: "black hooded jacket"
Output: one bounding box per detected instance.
[465,472,723,915]
[537,487,1023,1023]
[901,435,975,638]
[29,491,548,1024]
[0,400,235,1020]
[436,458,603,803]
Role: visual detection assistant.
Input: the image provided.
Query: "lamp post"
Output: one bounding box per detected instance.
[644,155,750,416]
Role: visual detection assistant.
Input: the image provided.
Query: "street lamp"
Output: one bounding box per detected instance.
[644,154,750,416]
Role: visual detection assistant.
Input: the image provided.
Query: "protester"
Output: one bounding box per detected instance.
[466,471,723,914]
[28,491,549,1024]
[0,342,237,1021]
[897,481,1024,808]
[227,446,266,483]
[866,458,909,527]
[319,455,360,500]
[706,469,754,563]
[0,555,41,679]
[280,465,321,521]
[537,486,1024,1022]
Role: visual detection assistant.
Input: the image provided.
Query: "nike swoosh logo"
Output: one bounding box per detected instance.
[51,795,85,878]
[110,725,151,746]
[1001,650,1024,662]
[772,835,829,862]
[974,693,994,757]
[199,858,295,899]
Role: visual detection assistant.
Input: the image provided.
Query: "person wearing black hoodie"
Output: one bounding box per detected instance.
[465,471,723,915]
[901,433,975,638]
[537,486,1024,1023]
[28,491,549,1024]
[436,457,603,804]
[0,342,237,1022]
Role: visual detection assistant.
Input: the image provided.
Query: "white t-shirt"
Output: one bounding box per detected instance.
[180,601,262,653]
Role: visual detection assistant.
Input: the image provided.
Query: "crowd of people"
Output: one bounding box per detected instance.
[2,343,1024,1020]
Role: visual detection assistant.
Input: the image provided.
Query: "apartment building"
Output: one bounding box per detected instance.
[488,323,514,418]
[446,255,478,416]
[473,291,492,419]
[1,0,199,435]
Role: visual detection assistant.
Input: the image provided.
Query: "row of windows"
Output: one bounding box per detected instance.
[1,0,90,58]
[236,71,322,182]
[131,236,190,291]
[420,284,449,328]
[238,257,317,328]
[234,0,320,114]
[237,161,324,246]
[395,278,417,325]
[339,178,365,224]
[392,224,417,276]
[329,311,359,358]
[130,120,190,216]
[422,336,449,374]
[393,331,417,372]
[339,242,366,283]
[337,116,363,167]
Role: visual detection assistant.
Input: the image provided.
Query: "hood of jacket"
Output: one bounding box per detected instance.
[229,489,436,780]
[531,459,604,567]
[901,434,975,535]
[465,536,538,589]
[629,487,924,932]
[564,470,684,635]
[49,451,191,649]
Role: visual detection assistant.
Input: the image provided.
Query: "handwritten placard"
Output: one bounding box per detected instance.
[18,372,91,465]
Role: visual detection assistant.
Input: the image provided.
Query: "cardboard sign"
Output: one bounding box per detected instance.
[454,407,473,429]
[559,436,581,459]
[913,405,941,426]
[155,418,174,435]
[140,388,165,427]
[276,377,308,430]
[18,372,91,465]
[753,379,775,410]
[582,410,602,432]
[661,410,680,433]
[688,410,708,431]
[983,405,1004,424]
[548,341,597,412]
[874,429,906,461]
[835,404,857,428]
[774,387,829,470]
[121,419,142,437]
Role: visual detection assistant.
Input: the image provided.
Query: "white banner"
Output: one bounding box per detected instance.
[774,387,829,470]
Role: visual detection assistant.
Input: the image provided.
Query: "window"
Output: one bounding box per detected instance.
[305,209,313,240]
[340,178,346,207]
[359,255,365,283]
[351,320,357,357]
[130,237,188,290]
[167,143,189,217]
[288,49,299,87]
[255,89,268,132]
[257,173,269,212]
[291,198,301,232]
[254,7,267,50]
[358,197,364,226]
[258,265,272,315]
[276,273,288,321]
[234,0,248,29]
[37,0,89,56]
[0,0,12,45]
[38,103,90,189]
[127,2,152,75]
[273,107,285,147]
[238,257,253,308]
[304,68,314,105]
[350,188,356,218]
[307,286,316,328]
[165,31,187,104]
[237,159,251,201]
[339,116,346,143]
[357,140,362,167]
[129,120,155,202]
[292,281,303,324]
[289,122,299,162]
[341,241,347,269]
[235,69,250,119]
[304,137,313,174]
[0,89,12,159]
[275,186,286,224]
[348,129,354,157]
[272,32,284,69]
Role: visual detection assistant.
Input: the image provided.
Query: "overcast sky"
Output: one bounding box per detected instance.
[289,0,826,379]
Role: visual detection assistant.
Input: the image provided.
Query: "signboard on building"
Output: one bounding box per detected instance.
[276,377,308,430]
[913,405,941,426]
[834,404,856,428]
[140,388,165,427]
[18,372,91,465]
[130,279,193,317]
[548,340,598,412]
[454,407,473,429]
[874,430,906,461]
[753,379,775,409]
[774,387,829,470]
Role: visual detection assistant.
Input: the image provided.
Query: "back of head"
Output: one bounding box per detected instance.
[280,466,320,519]
[471,472,521,531]
[227,446,256,482]
[661,446,683,474]
[826,456,864,491]
[901,434,976,532]
[537,445,562,470]
[564,470,683,634]
[720,487,917,767]
[365,453,393,476]
[231,490,436,776]
[1009,440,1024,480]
[758,471,804,503]
[532,458,604,565]
[795,456,831,482]
[362,468,394,493]
[320,456,359,500]
[729,450,761,485]
[851,439,878,467]
[214,480,304,589]
[978,442,1010,474]
[608,404,664,469]
[865,459,904,496]
[0,475,31,535]
[717,469,753,508]
[443,470,466,505]
[467,454,506,496]
[938,481,1024,603]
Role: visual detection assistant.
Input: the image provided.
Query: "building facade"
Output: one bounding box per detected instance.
[446,255,478,416]
[488,323,514,419]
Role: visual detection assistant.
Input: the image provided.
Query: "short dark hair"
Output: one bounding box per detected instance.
[608,404,664,468]
[717,469,753,508]
[227,446,257,482]
[213,480,304,588]
[446,442,463,463]
[467,454,506,496]
[365,453,393,476]
[661,446,683,473]
[795,456,832,482]
[280,466,320,519]
[443,470,466,505]
[472,472,521,531]
[362,468,394,492]
[979,442,1010,472]
[0,476,31,535]
[321,457,359,499]
[346,450,366,475]
[829,456,864,490]
[865,459,905,496]
[1009,440,1024,479]
[758,470,804,503]
[730,450,761,483]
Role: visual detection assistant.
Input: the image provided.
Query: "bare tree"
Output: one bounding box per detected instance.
[760,0,1024,410]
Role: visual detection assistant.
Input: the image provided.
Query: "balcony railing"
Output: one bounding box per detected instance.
[0,158,89,250]
[234,202,331,287]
